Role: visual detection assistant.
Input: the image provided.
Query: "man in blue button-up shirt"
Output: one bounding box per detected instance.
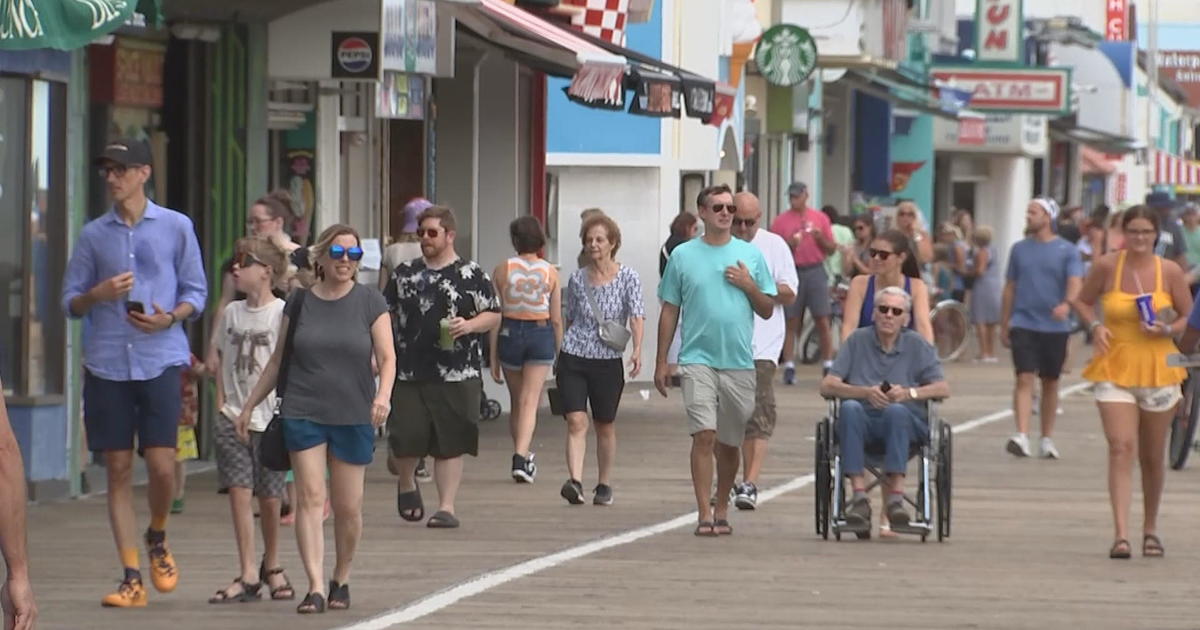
[61,138,206,607]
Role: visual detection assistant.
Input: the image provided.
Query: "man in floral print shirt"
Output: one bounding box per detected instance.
[384,206,501,528]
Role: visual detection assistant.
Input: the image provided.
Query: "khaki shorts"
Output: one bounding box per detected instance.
[679,364,756,447]
[745,360,777,440]
[1093,382,1182,412]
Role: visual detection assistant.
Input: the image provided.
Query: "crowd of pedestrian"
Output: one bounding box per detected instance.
[14,136,1200,627]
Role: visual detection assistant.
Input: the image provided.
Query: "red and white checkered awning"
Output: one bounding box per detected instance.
[1154,150,1200,189]
[562,0,630,47]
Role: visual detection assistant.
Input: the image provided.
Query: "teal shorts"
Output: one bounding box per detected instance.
[282,418,375,466]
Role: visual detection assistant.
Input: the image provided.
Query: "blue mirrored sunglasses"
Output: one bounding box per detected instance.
[329,244,364,261]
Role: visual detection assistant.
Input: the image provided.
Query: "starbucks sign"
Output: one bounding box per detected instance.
[754,24,818,87]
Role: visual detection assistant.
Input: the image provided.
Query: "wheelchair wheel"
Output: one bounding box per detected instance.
[481,399,502,422]
[937,422,953,541]
[815,419,831,539]
[930,300,970,362]
[1169,373,1200,470]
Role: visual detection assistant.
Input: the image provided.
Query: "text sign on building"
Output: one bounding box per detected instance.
[331,31,381,81]
[930,67,1072,115]
[380,0,436,75]
[974,0,1023,64]
[1157,51,1200,109]
[1106,0,1129,41]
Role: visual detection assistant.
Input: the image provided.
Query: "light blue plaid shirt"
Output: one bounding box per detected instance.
[61,201,207,381]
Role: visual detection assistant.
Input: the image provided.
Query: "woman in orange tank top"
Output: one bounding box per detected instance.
[1073,206,1192,560]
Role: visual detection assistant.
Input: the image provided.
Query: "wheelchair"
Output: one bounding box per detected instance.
[814,397,952,542]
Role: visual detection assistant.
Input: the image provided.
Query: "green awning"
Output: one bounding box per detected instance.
[0,0,162,51]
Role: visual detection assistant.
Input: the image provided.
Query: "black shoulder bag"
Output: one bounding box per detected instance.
[259,290,307,472]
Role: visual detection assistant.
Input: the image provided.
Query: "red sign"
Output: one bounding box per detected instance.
[88,38,165,109]
[930,67,1071,114]
[1106,0,1129,41]
[1116,172,1128,203]
[1157,50,1200,108]
[958,118,987,145]
[974,0,1022,64]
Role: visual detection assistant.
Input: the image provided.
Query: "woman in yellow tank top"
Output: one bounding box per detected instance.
[1074,206,1192,560]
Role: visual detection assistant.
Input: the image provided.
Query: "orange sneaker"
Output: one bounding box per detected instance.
[145,533,179,593]
[101,578,148,607]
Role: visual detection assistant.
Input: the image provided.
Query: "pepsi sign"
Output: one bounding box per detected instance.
[331,32,380,80]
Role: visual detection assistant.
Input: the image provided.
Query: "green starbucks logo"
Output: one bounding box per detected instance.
[754,24,818,87]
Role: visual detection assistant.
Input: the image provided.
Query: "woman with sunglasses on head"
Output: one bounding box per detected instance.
[846,215,877,277]
[209,237,294,605]
[237,224,395,614]
[840,229,934,344]
[1073,206,1191,560]
[894,201,933,265]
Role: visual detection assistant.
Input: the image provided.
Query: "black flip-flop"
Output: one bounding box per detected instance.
[297,592,326,614]
[1109,539,1132,559]
[427,510,460,528]
[1143,534,1165,558]
[397,484,424,522]
[694,521,717,537]
[328,580,351,610]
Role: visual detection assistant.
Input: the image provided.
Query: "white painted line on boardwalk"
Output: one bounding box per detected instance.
[952,381,1091,434]
[339,381,1092,629]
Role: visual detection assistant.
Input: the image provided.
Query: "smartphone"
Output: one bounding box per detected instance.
[125,301,145,314]
[880,381,892,393]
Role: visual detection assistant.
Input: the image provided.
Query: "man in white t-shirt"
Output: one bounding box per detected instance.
[730,191,798,509]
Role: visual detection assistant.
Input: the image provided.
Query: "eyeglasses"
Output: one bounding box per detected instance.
[328,244,364,261]
[708,204,736,214]
[732,218,758,227]
[234,252,268,268]
[877,305,906,317]
[869,248,895,260]
[98,164,142,178]
[417,228,443,238]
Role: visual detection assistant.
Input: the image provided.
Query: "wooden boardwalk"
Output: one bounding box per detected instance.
[23,351,1200,629]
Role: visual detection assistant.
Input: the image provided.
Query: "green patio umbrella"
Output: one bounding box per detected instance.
[0,0,162,51]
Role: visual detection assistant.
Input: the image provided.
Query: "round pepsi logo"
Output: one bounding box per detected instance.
[337,37,373,74]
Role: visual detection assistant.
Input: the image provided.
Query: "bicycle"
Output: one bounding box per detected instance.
[1167,353,1200,469]
[799,279,847,365]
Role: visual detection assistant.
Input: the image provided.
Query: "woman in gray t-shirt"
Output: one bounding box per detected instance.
[238,224,395,613]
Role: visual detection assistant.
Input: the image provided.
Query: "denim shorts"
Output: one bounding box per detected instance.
[282,418,375,465]
[497,318,556,370]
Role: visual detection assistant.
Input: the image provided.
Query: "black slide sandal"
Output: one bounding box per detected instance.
[397,484,424,522]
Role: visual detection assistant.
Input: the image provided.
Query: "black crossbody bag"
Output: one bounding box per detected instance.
[259,290,307,472]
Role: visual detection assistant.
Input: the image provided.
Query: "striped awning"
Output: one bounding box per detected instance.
[1154,150,1200,189]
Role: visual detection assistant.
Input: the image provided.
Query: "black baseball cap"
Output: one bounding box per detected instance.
[95,138,152,167]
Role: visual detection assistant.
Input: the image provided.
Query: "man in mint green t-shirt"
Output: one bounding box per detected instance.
[655,183,776,537]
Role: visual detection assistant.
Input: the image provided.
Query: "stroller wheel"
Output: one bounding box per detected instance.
[481,399,502,421]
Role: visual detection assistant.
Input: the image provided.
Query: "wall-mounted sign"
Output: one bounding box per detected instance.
[1106,0,1129,41]
[1157,50,1200,108]
[381,0,437,75]
[89,38,165,108]
[376,71,426,119]
[934,113,1047,157]
[753,24,817,87]
[331,31,380,80]
[930,66,1071,115]
[629,69,681,118]
[974,0,1023,64]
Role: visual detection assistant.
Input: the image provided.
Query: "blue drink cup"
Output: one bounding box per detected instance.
[1135,294,1156,326]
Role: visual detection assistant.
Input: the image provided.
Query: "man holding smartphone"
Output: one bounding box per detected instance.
[61,138,207,608]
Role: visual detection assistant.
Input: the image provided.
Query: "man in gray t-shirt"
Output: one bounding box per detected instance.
[820,286,949,534]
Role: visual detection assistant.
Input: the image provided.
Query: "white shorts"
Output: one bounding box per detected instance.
[1093,382,1182,412]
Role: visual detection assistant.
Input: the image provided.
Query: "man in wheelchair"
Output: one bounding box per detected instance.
[819,286,950,533]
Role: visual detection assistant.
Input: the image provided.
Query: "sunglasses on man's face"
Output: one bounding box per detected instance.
[417,228,443,238]
[708,203,736,214]
[329,244,364,261]
[877,305,906,317]
[732,217,758,227]
[869,248,895,260]
[233,252,267,269]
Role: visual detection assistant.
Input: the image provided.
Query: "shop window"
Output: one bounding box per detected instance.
[0,78,67,397]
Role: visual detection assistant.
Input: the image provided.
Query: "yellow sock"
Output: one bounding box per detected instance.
[149,514,168,532]
[120,547,140,570]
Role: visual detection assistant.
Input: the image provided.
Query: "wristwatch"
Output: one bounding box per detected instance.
[908,387,918,401]
[167,312,178,326]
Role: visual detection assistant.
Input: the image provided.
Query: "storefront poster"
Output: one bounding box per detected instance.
[377,71,425,120]
[381,0,436,75]
[284,150,316,244]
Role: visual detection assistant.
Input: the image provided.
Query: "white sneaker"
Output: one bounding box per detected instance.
[1006,433,1031,457]
[1040,436,1060,459]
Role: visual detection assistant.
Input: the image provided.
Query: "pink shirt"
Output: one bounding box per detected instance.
[770,207,833,267]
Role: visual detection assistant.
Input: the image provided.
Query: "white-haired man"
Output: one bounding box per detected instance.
[819,286,950,533]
